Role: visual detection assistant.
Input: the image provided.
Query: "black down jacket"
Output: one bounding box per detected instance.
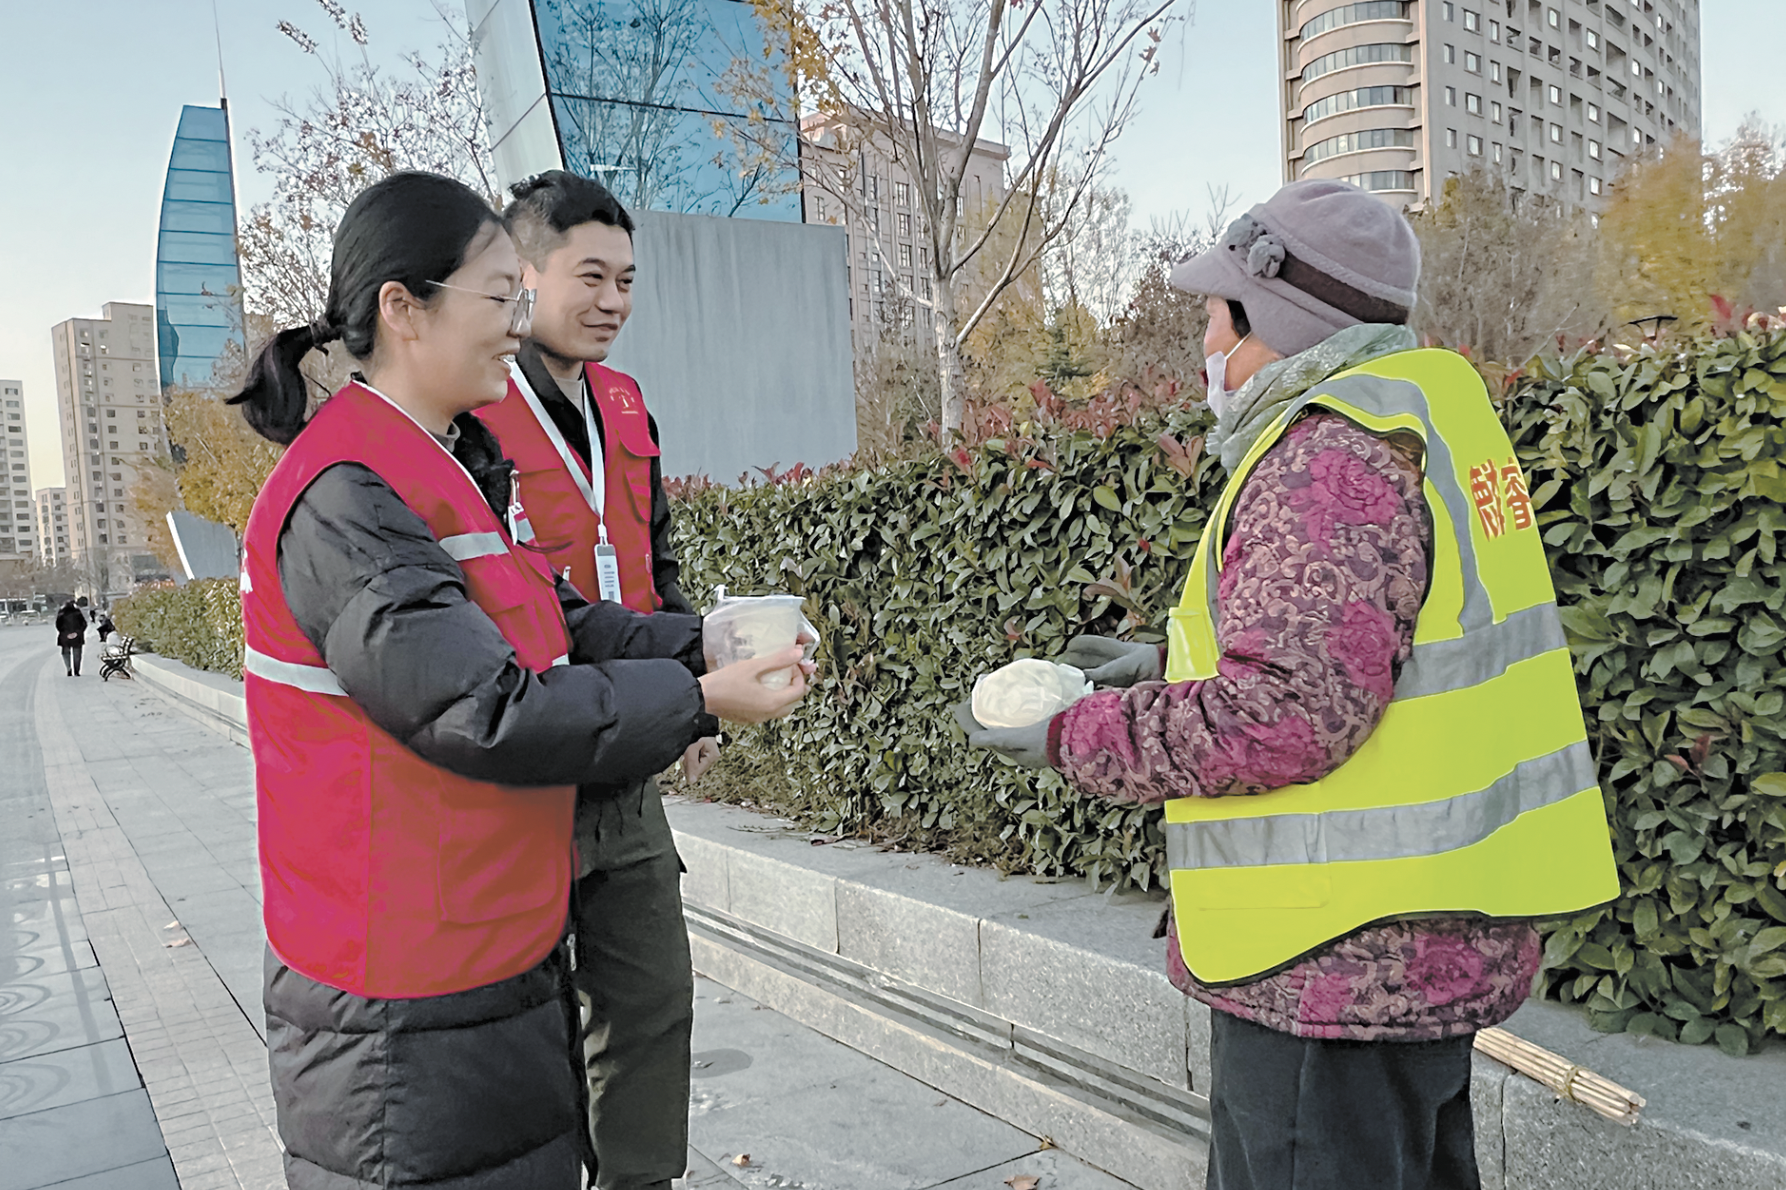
[262,414,715,1189]
[265,946,583,1189]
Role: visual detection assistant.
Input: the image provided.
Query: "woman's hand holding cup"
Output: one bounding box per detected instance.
[699,645,812,723]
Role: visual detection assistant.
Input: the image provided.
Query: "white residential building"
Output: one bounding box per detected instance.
[800,115,1010,347]
[36,487,69,568]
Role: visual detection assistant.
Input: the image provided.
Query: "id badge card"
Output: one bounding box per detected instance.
[594,543,623,603]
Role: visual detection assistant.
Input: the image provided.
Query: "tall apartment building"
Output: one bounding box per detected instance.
[1,380,36,569]
[49,303,170,594]
[800,115,1010,347]
[1278,0,1702,207]
[35,487,69,568]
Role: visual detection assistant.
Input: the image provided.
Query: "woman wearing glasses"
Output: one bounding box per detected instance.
[231,171,807,1190]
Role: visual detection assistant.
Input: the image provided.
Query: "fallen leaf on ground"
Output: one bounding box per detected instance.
[163,921,179,929]
[164,938,191,948]
[1005,1177,1040,1189]
[1037,1136,1055,1151]
[731,1154,751,1168]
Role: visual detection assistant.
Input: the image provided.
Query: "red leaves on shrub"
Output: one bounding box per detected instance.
[1155,433,1203,479]
[1664,733,1724,780]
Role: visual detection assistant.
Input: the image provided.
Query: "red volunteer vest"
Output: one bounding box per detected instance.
[475,362,661,613]
[241,382,575,999]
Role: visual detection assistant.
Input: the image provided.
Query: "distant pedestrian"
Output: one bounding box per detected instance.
[95,612,116,643]
[55,600,86,676]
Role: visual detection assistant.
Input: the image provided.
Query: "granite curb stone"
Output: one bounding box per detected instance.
[657,796,1786,1190]
[131,655,250,748]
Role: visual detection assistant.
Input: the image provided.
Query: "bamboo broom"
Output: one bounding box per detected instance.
[1473,1027,1646,1126]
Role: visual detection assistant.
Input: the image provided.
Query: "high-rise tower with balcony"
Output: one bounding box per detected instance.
[36,487,68,568]
[1278,1,1702,207]
[50,303,171,595]
[0,381,35,572]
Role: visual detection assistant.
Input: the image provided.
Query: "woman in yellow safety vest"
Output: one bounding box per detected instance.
[960,179,1617,1190]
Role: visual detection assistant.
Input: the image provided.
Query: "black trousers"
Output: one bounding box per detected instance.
[60,645,81,674]
[1207,1012,1480,1190]
[572,783,693,1190]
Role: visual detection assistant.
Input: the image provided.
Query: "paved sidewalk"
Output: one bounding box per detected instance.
[1,635,177,1189]
[6,632,1133,1189]
[1,628,280,1189]
[683,980,1128,1188]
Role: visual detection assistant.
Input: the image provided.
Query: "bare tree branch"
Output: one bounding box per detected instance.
[725,0,1180,431]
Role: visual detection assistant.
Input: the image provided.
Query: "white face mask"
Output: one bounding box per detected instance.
[1204,333,1250,417]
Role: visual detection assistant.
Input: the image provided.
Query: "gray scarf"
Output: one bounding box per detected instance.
[1206,323,1419,472]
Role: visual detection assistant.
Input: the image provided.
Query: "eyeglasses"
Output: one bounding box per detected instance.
[425,280,536,337]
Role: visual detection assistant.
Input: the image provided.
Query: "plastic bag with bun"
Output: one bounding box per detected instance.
[702,587,818,689]
[971,658,1093,728]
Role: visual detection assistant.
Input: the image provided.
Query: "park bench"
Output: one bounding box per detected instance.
[99,635,137,682]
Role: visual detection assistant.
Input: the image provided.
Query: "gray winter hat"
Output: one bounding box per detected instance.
[1171,179,1421,357]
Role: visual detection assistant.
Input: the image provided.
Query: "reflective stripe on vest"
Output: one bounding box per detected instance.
[244,645,346,697]
[1159,348,1619,986]
[437,531,509,562]
[1166,738,1592,870]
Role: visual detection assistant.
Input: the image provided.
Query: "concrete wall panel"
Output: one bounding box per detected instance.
[605,210,856,485]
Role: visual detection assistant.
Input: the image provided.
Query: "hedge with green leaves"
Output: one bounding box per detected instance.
[113,578,245,678]
[674,408,1225,891]
[1497,332,1786,1054]
[673,332,1786,1052]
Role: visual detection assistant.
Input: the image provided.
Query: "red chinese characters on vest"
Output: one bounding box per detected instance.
[241,383,574,999]
[475,362,661,614]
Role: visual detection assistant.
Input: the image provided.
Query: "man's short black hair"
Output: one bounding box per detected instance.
[504,170,635,265]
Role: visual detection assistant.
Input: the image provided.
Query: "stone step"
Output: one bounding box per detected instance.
[686,898,1205,1190]
[665,796,1786,1190]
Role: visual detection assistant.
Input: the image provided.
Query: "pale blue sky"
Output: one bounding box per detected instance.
[1,1,1779,488]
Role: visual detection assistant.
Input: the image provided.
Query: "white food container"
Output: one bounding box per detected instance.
[703,590,816,689]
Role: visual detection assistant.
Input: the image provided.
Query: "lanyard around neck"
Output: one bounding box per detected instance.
[509,360,608,538]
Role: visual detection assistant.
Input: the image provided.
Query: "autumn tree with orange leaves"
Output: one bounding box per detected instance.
[1595,117,1786,333]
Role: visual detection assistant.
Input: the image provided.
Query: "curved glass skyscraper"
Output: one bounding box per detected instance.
[155,104,246,391]
[468,0,801,220]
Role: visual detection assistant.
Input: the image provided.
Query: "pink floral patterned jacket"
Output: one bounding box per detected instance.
[1048,412,1540,1041]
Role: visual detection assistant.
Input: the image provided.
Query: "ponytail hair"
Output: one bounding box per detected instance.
[230,320,341,446]
[230,171,503,444]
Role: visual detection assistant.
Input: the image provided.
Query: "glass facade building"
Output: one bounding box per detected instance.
[468,0,801,220]
[155,104,246,390]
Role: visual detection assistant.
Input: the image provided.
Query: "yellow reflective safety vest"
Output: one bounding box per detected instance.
[1162,348,1619,987]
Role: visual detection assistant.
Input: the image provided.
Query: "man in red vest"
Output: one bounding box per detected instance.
[477,171,714,1190]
